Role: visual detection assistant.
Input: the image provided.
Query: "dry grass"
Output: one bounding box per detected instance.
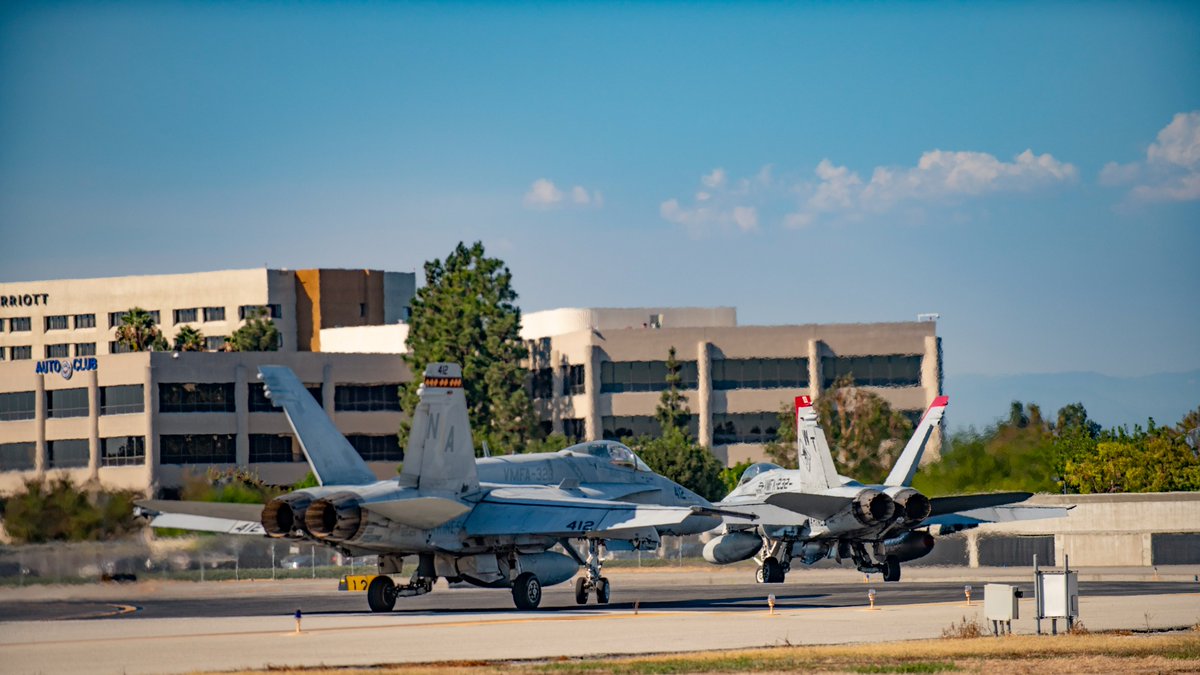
[202,631,1200,675]
[940,616,985,639]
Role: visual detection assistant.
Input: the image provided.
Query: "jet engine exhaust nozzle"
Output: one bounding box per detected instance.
[892,489,932,525]
[852,490,895,526]
[305,492,364,542]
[261,493,314,537]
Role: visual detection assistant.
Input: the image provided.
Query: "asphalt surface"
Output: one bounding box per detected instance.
[2,579,1195,622]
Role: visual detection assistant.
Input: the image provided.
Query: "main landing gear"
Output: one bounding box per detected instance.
[755,539,791,584]
[366,574,435,612]
[574,539,610,605]
[512,572,543,610]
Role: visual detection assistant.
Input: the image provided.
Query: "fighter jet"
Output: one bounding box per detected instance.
[704,395,1069,583]
[137,363,734,611]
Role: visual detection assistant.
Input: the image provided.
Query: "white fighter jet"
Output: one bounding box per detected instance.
[704,395,1069,583]
[137,363,739,610]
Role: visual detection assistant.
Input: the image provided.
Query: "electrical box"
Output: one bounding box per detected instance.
[1037,570,1078,619]
[984,583,1020,621]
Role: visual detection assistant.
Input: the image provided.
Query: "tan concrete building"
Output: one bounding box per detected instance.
[0,351,408,495]
[0,268,415,358]
[522,308,942,465]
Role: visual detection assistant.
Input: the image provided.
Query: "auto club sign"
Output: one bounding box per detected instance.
[35,357,98,381]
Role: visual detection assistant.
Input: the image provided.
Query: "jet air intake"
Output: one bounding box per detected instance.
[851,489,895,526]
[261,493,315,537]
[305,492,365,542]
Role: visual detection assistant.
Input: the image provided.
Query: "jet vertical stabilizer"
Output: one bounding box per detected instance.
[794,395,840,491]
[258,366,376,487]
[883,395,949,487]
[400,363,480,495]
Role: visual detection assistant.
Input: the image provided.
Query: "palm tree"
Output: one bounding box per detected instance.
[228,307,280,352]
[173,325,205,352]
[115,307,166,352]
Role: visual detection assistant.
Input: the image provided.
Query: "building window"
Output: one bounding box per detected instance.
[0,346,5,360]
[562,364,586,396]
[249,434,297,462]
[160,434,236,464]
[10,317,31,332]
[563,418,586,441]
[101,436,145,466]
[101,385,144,415]
[74,343,96,356]
[48,439,89,469]
[203,306,225,322]
[712,358,809,391]
[712,412,780,445]
[74,314,96,329]
[601,415,698,440]
[821,355,922,389]
[599,360,699,394]
[531,367,554,399]
[108,311,126,328]
[347,434,403,461]
[0,442,36,471]
[173,308,198,324]
[0,391,36,421]
[47,388,89,418]
[44,315,68,331]
[238,304,281,320]
[108,341,132,354]
[248,383,320,412]
[334,385,400,412]
[0,318,5,331]
[11,346,32,360]
[159,383,236,413]
[45,344,70,358]
[205,336,226,351]
[359,303,366,318]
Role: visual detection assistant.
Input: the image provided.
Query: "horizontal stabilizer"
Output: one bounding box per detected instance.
[763,491,854,520]
[362,496,471,529]
[134,500,265,535]
[927,491,1033,517]
[924,504,1070,528]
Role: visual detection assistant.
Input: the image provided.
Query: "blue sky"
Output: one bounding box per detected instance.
[2,2,1198,392]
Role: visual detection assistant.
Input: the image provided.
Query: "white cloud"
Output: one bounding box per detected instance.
[732,206,758,232]
[701,168,726,189]
[523,179,603,210]
[659,165,776,236]
[1101,111,1200,203]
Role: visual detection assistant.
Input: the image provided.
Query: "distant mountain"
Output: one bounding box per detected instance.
[943,370,1200,432]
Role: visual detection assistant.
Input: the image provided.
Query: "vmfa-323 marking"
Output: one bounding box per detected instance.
[707,395,1070,584]
[137,363,733,611]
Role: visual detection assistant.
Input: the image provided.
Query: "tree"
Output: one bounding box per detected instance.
[173,325,205,352]
[814,374,913,483]
[1056,402,1101,438]
[524,433,573,454]
[719,459,753,495]
[115,307,167,352]
[227,307,280,352]
[763,402,799,468]
[655,346,690,434]
[400,241,535,455]
[1,477,140,543]
[628,425,726,502]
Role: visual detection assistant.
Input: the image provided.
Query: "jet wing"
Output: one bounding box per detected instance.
[464,487,700,538]
[924,504,1071,528]
[134,500,265,535]
[927,492,1034,517]
[762,492,853,520]
[361,496,472,529]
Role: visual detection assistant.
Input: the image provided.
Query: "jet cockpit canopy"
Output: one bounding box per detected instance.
[564,440,652,472]
[738,461,782,486]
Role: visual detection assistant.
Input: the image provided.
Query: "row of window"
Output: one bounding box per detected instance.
[600,413,779,444]
[820,355,923,389]
[598,356,921,394]
[0,431,403,471]
[529,364,587,400]
[0,382,401,420]
[0,436,146,471]
[0,305,283,337]
[0,346,33,361]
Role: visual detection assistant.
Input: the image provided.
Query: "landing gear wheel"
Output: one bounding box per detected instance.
[755,566,765,583]
[575,577,589,605]
[512,572,542,610]
[882,556,901,582]
[366,575,396,612]
[595,577,610,604]
[761,557,785,584]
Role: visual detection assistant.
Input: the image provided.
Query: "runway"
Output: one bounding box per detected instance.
[1,569,1198,675]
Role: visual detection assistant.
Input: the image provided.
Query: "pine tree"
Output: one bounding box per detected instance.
[400,241,535,455]
[655,346,690,435]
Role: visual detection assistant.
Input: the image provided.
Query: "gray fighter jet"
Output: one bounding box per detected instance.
[705,395,1069,583]
[137,363,732,611]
